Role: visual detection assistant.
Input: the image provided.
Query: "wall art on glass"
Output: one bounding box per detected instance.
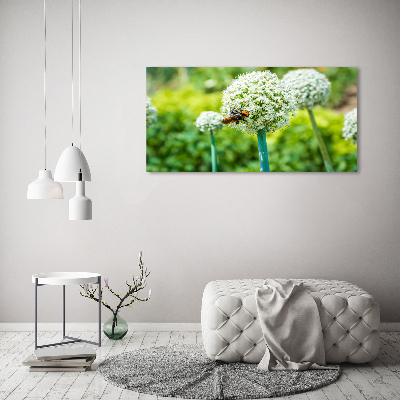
[146,67,357,172]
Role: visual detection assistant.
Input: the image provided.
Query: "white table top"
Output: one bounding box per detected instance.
[32,272,101,285]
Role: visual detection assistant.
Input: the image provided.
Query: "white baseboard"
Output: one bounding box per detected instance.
[0,322,398,332]
[0,322,202,332]
[380,322,400,332]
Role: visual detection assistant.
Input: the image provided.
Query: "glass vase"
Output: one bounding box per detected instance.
[103,312,128,340]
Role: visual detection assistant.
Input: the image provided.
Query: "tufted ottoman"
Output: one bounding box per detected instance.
[201,279,380,364]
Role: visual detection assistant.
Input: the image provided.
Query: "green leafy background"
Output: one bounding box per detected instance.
[146,67,357,172]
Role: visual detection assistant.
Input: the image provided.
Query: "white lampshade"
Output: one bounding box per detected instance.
[69,181,92,220]
[27,170,64,199]
[54,145,91,182]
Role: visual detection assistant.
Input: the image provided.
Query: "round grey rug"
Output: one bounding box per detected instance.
[98,344,340,399]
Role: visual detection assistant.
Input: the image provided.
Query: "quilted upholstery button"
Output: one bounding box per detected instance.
[332,343,336,346]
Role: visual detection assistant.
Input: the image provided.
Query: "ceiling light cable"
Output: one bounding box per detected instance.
[71,0,74,146]
[44,0,47,170]
[79,0,83,168]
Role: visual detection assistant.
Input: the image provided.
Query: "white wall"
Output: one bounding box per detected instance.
[1,0,399,323]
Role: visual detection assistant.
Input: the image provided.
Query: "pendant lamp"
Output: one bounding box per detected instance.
[27,0,63,200]
[69,171,92,220]
[54,145,91,182]
[54,0,92,220]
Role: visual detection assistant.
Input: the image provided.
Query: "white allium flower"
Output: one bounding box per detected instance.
[342,108,357,144]
[282,68,331,110]
[221,70,296,135]
[146,97,158,129]
[195,111,223,132]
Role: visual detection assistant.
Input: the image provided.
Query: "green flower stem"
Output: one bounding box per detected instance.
[307,109,334,172]
[257,128,270,172]
[210,131,218,172]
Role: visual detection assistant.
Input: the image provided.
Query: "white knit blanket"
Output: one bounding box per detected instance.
[255,279,337,371]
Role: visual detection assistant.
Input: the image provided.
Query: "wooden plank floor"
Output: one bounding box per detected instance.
[0,331,399,400]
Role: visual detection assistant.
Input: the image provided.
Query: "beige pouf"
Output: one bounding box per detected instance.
[201,279,380,364]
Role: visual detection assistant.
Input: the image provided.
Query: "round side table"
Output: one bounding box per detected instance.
[32,272,102,349]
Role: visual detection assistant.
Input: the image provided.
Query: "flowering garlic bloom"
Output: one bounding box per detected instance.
[342,108,357,144]
[195,111,223,132]
[221,70,296,135]
[146,97,158,128]
[282,69,331,110]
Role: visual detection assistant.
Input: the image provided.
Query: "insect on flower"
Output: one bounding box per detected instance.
[221,109,250,125]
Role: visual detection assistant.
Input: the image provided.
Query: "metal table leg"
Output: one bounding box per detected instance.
[63,285,65,338]
[35,277,38,350]
[98,276,102,347]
